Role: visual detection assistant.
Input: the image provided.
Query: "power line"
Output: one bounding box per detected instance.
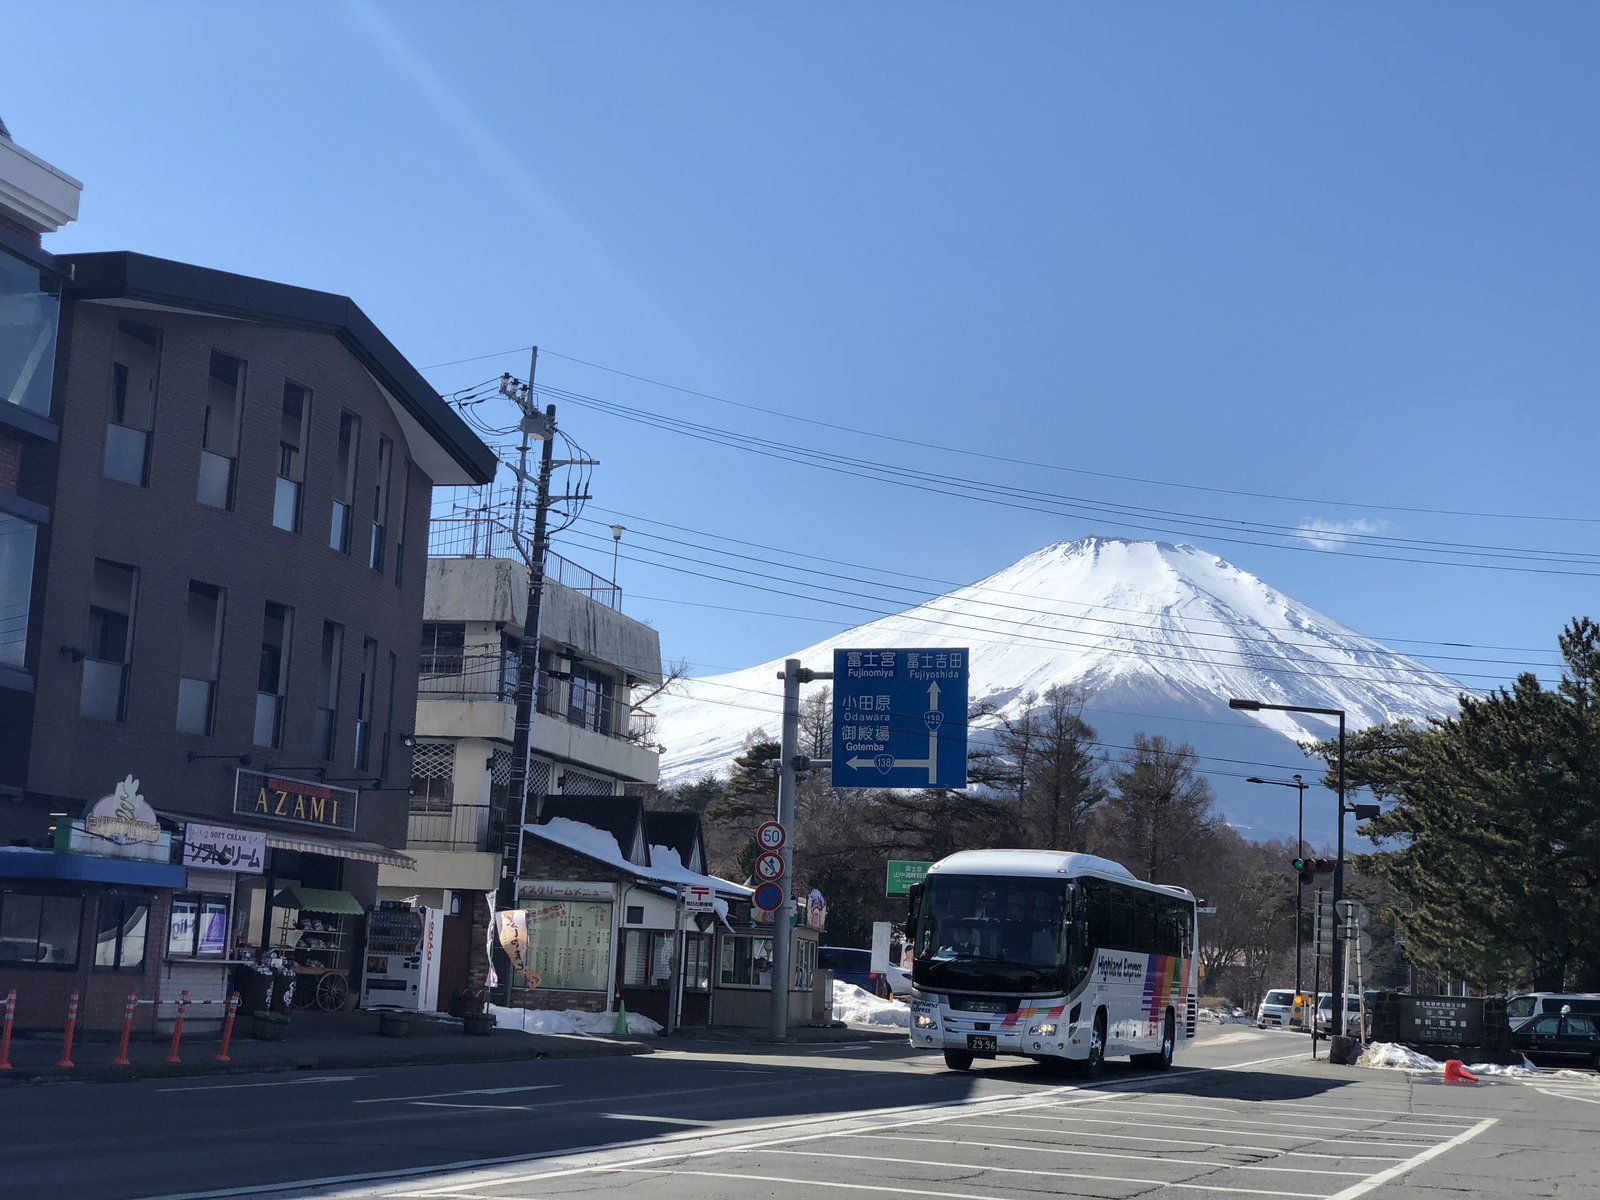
[535,347,1599,527]
[539,382,1600,576]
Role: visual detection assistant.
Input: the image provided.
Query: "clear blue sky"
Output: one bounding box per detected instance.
[10,2,1596,698]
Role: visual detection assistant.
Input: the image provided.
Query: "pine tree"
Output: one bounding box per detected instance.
[1319,617,1600,991]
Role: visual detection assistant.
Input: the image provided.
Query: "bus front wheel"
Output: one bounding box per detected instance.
[943,1049,975,1071]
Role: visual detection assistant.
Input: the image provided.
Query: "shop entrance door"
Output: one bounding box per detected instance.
[436,910,471,1011]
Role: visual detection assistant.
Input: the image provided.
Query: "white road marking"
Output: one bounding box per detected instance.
[355,1085,560,1104]
[1266,1099,1482,1120]
[154,1075,355,1093]
[1322,1118,1497,1200]
[615,1163,1326,1198]
[1221,1051,1329,1069]
[856,1134,1368,1175]
[1119,1096,1474,1130]
[597,1113,712,1126]
[977,1112,1433,1149]
[1534,1086,1600,1105]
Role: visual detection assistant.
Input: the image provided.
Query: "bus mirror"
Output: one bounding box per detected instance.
[906,882,924,944]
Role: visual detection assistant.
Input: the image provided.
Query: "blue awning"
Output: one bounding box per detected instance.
[0,847,187,888]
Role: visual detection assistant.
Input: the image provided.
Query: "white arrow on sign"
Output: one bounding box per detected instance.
[847,681,946,785]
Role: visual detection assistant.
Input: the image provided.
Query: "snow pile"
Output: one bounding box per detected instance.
[1198,1006,1253,1025]
[832,980,909,1028]
[488,1004,663,1038]
[1358,1042,1541,1076]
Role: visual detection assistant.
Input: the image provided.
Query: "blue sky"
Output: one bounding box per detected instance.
[9,2,1596,704]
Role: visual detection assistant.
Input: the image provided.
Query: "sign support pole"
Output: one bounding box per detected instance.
[769,659,801,1041]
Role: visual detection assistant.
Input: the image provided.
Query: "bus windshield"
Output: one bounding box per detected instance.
[914,874,1070,992]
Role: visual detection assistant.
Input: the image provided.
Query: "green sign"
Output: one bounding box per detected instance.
[885,860,933,897]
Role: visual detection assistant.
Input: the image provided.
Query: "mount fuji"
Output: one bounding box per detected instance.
[651,538,1464,843]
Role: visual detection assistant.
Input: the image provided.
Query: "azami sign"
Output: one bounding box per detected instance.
[232,768,358,832]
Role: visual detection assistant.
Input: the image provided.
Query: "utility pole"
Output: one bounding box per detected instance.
[495,346,555,1005]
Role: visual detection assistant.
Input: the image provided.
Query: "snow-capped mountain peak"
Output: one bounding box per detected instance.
[650,537,1461,840]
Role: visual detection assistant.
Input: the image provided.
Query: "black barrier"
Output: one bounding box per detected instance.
[1368,991,1514,1061]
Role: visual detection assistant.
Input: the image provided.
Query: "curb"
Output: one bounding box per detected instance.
[0,1036,654,1085]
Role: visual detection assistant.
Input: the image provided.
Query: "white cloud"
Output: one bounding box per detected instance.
[1291,517,1392,552]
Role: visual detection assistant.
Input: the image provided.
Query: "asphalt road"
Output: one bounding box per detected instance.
[3,1025,1597,1200]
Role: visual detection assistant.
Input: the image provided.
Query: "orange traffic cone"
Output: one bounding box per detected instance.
[1442,1059,1478,1084]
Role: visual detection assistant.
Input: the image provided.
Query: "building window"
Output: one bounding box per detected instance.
[685,933,713,992]
[620,929,675,988]
[567,666,615,735]
[330,411,359,552]
[369,435,392,571]
[560,767,614,798]
[0,252,63,416]
[0,891,82,967]
[793,937,815,991]
[94,896,149,972]
[176,581,224,736]
[255,601,292,748]
[515,898,612,993]
[486,747,514,815]
[103,322,160,487]
[168,893,230,958]
[353,637,378,770]
[419,623,464,675]
[0,512,36,671]
[408,741,454,815]
[314,621,343,760]
[392,460,408,586]
[198,351,245,510]
[624,905,645,926]
[82,559,137,722]
[382,650,396,778]
[718,934,773,989]
[274,383,310,532]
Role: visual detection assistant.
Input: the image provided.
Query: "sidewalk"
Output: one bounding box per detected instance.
[0,1007,650,1085]
[0,1011,906,1085]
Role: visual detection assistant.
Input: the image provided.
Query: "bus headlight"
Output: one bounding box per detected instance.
[914,1014,938,1029]
[1028,1022,1057,1036]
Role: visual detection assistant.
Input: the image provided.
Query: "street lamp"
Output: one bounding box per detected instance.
[1230,697,1350,1047]
[610,524,625,593]
[1247,773,1308,1018]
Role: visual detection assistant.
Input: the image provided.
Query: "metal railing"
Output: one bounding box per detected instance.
[406,803,494,851]
[427,513,621,611]
[418,665,650,749]
[418,651,517,702]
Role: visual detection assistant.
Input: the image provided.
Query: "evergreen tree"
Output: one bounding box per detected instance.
[1094,733,1220,882]
[1316,617,1600,991]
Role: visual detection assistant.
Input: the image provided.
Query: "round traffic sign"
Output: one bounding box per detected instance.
[752,881,784,912]
[757,821,786,851]
[755,852,784,881]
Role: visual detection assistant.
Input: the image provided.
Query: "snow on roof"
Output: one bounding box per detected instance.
[528,817,751,898]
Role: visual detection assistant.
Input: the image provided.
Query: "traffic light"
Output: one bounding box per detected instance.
[1292,857,1334,884]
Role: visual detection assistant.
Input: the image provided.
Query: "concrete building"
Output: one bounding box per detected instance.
[0,129,496,1032]
[376,533,666,1007]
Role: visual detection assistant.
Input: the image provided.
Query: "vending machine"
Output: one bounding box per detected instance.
[360,902,442,1011]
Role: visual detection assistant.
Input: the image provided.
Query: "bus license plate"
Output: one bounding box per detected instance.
[967,1034,998,1052]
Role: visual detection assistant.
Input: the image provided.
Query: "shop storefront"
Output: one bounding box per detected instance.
[0,775,186,1035]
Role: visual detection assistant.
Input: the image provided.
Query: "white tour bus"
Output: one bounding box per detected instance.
[906,849,1199,1076]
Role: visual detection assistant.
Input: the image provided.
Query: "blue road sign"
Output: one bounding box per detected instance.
[831,648,968,790]
[752,881,785,912]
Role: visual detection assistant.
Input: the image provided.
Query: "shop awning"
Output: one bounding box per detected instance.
[272,886,365,916]
[0,846,187,889]
[263,828,416,870]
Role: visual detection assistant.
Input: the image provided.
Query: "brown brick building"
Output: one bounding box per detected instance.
[0,237,495,1031]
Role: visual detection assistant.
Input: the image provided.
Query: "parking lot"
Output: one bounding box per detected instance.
[341,1025,1600,1200]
